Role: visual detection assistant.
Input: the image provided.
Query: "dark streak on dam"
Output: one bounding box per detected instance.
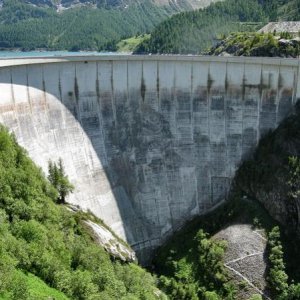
[0,55,299,263]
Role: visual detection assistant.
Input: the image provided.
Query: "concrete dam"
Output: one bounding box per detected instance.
[0,55,299,263]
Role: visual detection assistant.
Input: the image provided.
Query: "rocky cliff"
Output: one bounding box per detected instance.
[235,102,300,234]
[21,0,218,10]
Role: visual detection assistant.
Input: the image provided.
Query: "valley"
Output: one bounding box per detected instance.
[1,0,300,299]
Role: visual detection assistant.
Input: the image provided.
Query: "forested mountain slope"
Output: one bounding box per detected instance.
[0,0,172,51]
[17,0,217,10]
[0,126,165,300]
[134,0,300,54]
[0,0,218,51]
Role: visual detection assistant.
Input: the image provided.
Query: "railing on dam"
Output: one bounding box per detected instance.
[0,55,299,263]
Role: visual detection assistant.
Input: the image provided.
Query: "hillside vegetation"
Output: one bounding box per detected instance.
[1,0,298,52]
[0,0,174,51]
[0,126,165,300]
[207,32,300,57]
[134,0,300,54]
[117,34,150,53]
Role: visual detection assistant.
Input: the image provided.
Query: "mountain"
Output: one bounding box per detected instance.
[10,0,219,11]
[0,0,218,51]
[134,0,300,54]
[134,0,267,54]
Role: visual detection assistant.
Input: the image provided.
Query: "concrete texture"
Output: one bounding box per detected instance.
[0,55,298,264]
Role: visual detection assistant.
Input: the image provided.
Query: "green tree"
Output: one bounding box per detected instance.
[9,271,29,300]
[0,126,166,299]
[48,159,74,204]
[287,283,300,299]
[195,229,228,294]
[267,226,289,299]
[204,291,220,299]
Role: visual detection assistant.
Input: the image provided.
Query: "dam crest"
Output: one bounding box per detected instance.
[0,55,299,263]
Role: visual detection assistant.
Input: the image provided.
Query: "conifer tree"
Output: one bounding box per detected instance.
[48,158,74,203]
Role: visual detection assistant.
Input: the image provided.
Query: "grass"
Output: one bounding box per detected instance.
[117,34,150,53]
[0,271,69,300]
[27,272,69,300]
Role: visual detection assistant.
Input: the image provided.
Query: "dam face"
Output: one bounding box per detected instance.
[0,55,299,263]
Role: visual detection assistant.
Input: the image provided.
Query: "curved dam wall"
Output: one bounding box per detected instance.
[0,55,299,263]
